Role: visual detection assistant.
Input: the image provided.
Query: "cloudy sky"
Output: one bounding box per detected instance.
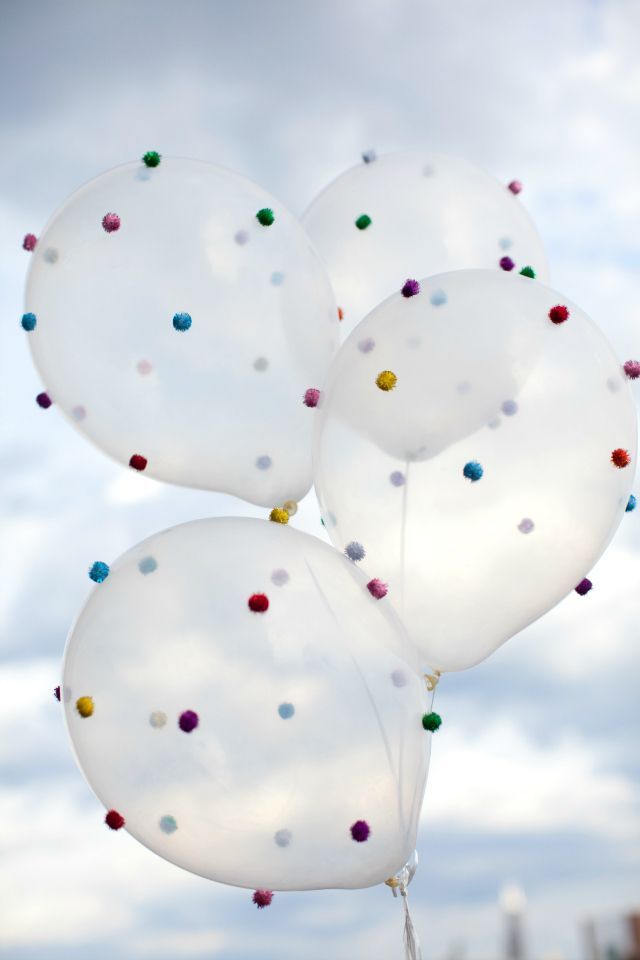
[1,1,639,959]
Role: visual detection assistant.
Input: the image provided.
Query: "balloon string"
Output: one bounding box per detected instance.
[401,883,422,960]
[400,459,410,618]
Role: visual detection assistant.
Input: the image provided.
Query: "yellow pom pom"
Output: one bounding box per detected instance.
[376,370,397,392]
[269,507,289,524]
[282,500,298,516]
[76,695,94,718]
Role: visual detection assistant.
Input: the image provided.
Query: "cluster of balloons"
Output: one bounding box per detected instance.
[22,152,636,925]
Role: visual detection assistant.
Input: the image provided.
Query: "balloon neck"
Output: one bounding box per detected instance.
[424,670,441,692]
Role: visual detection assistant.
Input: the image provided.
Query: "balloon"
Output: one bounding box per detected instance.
[62,517,431,891]
[24,158,338,506]
[313,270,637,673]
[302,152,549,340]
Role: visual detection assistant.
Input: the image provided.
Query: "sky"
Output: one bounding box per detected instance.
[1,1,639,959]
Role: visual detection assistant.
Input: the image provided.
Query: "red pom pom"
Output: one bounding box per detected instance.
[105,809,125,830]
[252,890,273,908]
[549,305,569,325]
[611,448,631,468]
[22,233,37,251]
[248,593,269,613]
[338,307,344,321]
[129,454,148,471]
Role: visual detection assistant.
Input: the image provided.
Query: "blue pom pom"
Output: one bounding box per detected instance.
[89,561,110,583]
[278,702,295,719]
[463,461,484,482]
[345,541,366,562]
[626,494,637,513]
[172,312,192,332]
[138,556,158,575]
[430,289,447,307]
[255,455,272,470]
[21,312,37,331]
[159,815,178,834]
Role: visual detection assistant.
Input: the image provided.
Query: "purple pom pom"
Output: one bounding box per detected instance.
[178,710,199,732]
[350,819,370,842]
[499,256,515,271]
[575,578,592,596]
[401,279,420,298]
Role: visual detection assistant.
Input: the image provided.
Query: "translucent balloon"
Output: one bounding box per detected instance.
[24,158,338,506]
[313,270,637,673]
[62,517,431,891]
[303,152,549,340]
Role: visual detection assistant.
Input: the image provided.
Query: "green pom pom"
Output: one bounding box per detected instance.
[519,265,536,278]
[256,208,275,227]
[142,150,161,168]
[355,213,372,231]
[422,711,442,732]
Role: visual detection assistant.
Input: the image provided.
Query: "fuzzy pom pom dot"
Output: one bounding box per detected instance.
[362,149,377,164]
[303,387,320,408]
[105,809,125,830]
[549,305,569,325]
[358,337,375,354]
[248,593,269,613]
[149,711,167,728]
[282,500,298,516]
[172,312,192,332]
[159,815,178,834]
[142,150,161,168]
[278,702,295,719]
[508,180,523,195]
[367,578,388,599]
[345,541,366,562]
[401,278,420,298]
[138,556,158,575]
[611,448,631,468]
[36,392,52,409]
[253,890,273,908]
[76,696,94,718]
[518,518,535,534]
[54,685,61,701]
[274,828,292,847]
[256,207,275,226]
[422,712,442,732]
[390,669,407,687]
[271,568,290,586]
[499,256,515,271]
[355,214,372,230]
[623,360,640,380]
[626,494,637,512]
[519,265,536,279]
[463,460,484,482]
[430,289,448,306]
[102,212,121,233]
[350,820,370,842]
[89,561,110,583]
[376,370,397,392]
[390,470,406,487]
[575,578,593,596]
[501,400,518,416]
[338,307,344,321]
[129,454,148,471]
[178,710,199,733]
[21,312,37,331]
[22,233,37,251]
[269,507,289,524]
[255,455,272,471]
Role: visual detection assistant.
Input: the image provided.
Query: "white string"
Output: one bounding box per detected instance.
[400,882,422,960]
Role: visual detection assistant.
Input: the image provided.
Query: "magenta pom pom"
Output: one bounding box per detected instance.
[499,256,515,271]
[623,360,640,380]
[22,233,37,251]
[367,578,388,599]
[508,180,523,195]
[350,819,370,842]
[401,279,420,298]
[575,578,592,596]
[253,890,273,908]
[54,685,61,701]
[102,212,121,233]
[303,388,320,408]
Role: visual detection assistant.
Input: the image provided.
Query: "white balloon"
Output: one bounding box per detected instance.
[62,517,431,891]
[24,158,338,506]
[303,152,549,340]
[313,270,637,673]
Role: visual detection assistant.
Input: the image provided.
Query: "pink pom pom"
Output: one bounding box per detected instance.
[102,212,121,233]
[22,233,37,251]
[367,578,388,599]
[252,890,273,908]
[303,388,320,408]
[508,180,523,195]
[623,360,640,380]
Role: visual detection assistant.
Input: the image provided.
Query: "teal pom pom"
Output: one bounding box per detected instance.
[89,561,110,583]
[21,312,37,331]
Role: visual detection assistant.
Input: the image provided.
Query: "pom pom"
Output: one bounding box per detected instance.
[142,150,161,168]
[338,307,344,321]
[549,305,569,325]
[358,337,375,354]
[255,455,272,470]
[159,815,178,834]
[575,578,592,596]
[138,556,157,575]
[172,312,192,331]
[271,568,290,586]
[274,828,292,847]
[376,370,397,392]
[75,695,94,718]
[269,507,289,524]
[283,500,298,516]
[54,685,61,701]
[105,809,125,830]
[611,448,631,468]
[178,709,199,732]
[501,399,518,416]
[355,214,372,230]
[21,312,37,331]
[519,265,536,279]
[345,541,365,562]
[89,561,110,583]
[623,360,640,380]
[422,712,442,732]
[518,518,535,534]
[626,494,637,512]
[463,460,483,482]
[390,470,406,487]
[401,279,420,298]
[248,593,269,613]
[350,820,370,842]
[22,233,37,251]
[129,454,147,471]
[102,212,121,233]
[36,392,52,409]
[253,890,273,908]
[256,207,275,227]
[303,387,320,407]
[362,149,377,164]
[430,289,447,306]
[499,256,515,271]
[278,702,295,719]
[149,711,167,728]
[508,180,523,195]
[367,578,388,599]
[391,669,407,687]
